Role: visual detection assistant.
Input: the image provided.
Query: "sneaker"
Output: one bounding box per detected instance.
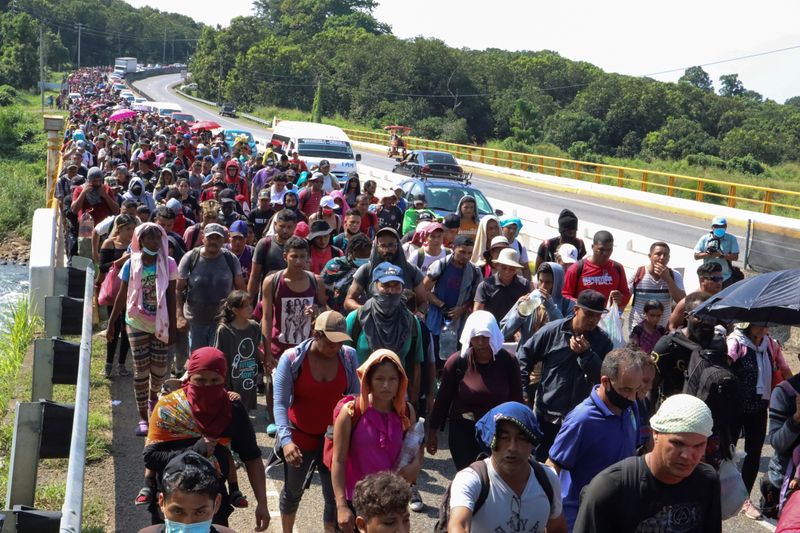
[742,499,762,520]
[230,489,249,508]
[266,423,277,437]
[104,363,113,378]
[409,484,424,512]
[118,366,131,377]
[135,420,149,437]
[134,486,153,507]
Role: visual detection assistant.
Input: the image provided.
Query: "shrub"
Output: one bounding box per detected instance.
[726,155,765,175]
[0,85,18,106]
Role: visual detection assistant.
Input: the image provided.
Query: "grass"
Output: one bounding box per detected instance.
[0,297,40,420]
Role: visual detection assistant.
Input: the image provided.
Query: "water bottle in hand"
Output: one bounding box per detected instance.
[439,320,458,359]
[397,418,425,469]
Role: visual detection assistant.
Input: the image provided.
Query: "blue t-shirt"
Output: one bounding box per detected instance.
[694,232,739,281]
[435,262,463,310]
[548,385,639,530]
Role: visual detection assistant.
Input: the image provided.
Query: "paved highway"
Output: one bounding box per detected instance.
[133,74,745,251]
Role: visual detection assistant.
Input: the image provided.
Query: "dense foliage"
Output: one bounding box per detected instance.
[188,1,800,174]
[0,0,202,88]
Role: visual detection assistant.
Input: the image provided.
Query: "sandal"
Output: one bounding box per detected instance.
[134,486,153,507]
[135,420,149,436]
[230,489,248,508]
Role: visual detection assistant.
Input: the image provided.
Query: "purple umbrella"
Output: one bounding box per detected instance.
[109,109,136,122]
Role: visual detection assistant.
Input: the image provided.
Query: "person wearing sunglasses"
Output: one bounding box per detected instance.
[694,216,740,288]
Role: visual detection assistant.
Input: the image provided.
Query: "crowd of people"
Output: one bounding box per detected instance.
[54,67,800,532]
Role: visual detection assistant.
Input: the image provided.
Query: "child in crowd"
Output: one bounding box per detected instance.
[214,290,263,509]
[352,472,412,533]
[630,299,666,353]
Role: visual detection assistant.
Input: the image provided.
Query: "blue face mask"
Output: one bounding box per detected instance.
[353,258,369,267]
[712,228,726,238]
[142,246,159,256]
[164,518,213,533]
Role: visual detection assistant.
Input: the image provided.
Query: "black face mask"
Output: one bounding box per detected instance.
[687,319,715,346]
[131,186,143,196]
[605,382,634,411]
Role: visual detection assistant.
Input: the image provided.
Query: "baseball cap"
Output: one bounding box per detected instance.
[66,162,79,171]
[375,227,399,240]
[258,188,271,199]
[320,196,337,210]
[417,212,434,223]
[165,198,182,215]
[556,243,578,264]
[319,159,330,167]
[203,223,227,238]
[314,311,351,343]
[140,150,155,164]
[711,216,727,227]
[309,171,324,181]
[371,262,405,285]
[307,220,334,241]
[575,289,608,314]
[229,220,248,236]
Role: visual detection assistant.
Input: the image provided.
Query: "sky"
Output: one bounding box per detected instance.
[124,0,800,103]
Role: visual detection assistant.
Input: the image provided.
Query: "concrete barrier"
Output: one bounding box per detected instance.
[28,208,58,318]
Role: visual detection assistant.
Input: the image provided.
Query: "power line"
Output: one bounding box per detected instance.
[643,43,800,78]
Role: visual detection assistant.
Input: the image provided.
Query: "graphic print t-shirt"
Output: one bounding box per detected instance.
[215,322,262,411]
[573,456,721,533]
[120,258,179,334]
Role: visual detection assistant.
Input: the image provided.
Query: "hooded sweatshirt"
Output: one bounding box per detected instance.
[122,176,156,212]
[224,159,249,198]
[351,234,424,294]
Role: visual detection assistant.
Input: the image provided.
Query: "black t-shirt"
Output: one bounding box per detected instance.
[475,274,531,323]
[253,236,287,280]
[376,205,403,233]
[651,331,727,398]
[573,456,721,533]
[248,207,275,240]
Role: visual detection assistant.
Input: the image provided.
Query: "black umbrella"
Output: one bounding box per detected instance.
[691,268,800,325]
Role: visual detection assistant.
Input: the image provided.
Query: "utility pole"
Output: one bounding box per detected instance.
[171,37,174,63]
[39,24,45,113]
[162,26,167,65]
[74,23,83,68]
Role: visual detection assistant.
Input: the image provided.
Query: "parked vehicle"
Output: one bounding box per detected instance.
[396,176,500,219]
[270,120,361,181]
[392,150,470,180]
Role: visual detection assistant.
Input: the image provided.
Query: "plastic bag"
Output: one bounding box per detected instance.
[719,452,748,520]
[598,302,625,349]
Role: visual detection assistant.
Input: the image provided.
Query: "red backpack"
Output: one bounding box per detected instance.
[322,395,361,470]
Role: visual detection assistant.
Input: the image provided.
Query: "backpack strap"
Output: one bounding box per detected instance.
[417,248,425,268]
[778,380,800,398]
[529,459,555,514]
[468,460,491,516]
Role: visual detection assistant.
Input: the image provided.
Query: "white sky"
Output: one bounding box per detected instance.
[124,0,800,103]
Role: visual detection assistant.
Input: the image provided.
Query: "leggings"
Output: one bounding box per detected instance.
[279,446,336,524]
[127,326,169,417]
[105,306,129,365]
[733,408,769,494]
[448,417,481,471]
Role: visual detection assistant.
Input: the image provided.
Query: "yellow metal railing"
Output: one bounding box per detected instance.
[342,128,800,217]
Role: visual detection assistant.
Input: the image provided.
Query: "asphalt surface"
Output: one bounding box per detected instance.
[129,73,780,533]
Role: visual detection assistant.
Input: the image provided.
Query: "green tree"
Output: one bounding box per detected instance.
[678,66,713,92]
[719,73,745,97]
[720,126,784,165]
[640,117,719,159]
[0,12,39,89]
[311,78,322,122]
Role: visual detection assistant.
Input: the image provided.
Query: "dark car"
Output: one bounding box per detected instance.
[392,150,469,180]
[219,103,236,117]
[396,177,500,219]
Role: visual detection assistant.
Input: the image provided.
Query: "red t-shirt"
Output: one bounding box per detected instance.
[288,355,346,451]
[299,188,322,218]
[71,184,116,225]
[562,258,631,307]
[358,211,378,237]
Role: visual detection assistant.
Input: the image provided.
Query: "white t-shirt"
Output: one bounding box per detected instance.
[404,247,448,276]
[450,458,562,532]
[322,173,338,193]
[627,266,685,332]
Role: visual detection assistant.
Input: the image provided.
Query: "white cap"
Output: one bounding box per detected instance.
[556,243,578,264]
[650,394,713,437]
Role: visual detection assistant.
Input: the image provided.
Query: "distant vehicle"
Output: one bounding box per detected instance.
[392,150,470,180]
[224,129,257,155]
[219,103,236,117]
[114,56,137,74]
[157,102,182,118]
[67,92,82,103]
[122,94,135,103]
[133,97,146,104]
[396,176,500,219]
[179,83,198,92]
[171,112,196,124]
[270,120,361,182]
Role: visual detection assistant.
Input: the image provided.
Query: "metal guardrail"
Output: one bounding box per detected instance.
[58,262,95,532]
[341,128,800,217]
[171,87,272,127]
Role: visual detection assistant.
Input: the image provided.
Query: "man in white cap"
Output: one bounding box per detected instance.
[376,188,403,234]
[474,247,531,322]
[573,394,721,533]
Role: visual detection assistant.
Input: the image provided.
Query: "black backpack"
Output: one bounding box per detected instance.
[435,458,554,532]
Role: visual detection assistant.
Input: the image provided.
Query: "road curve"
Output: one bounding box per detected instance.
[133,74,738,250]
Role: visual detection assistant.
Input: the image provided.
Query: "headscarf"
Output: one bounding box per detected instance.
[330,190,350,218]
[500,217,523,239]
[184,347,232,438]
[358,289,413,355]
[456,195,478,224]
[459,310,504,358]
[127,223,171,344]
[123,176,156,212]
[356,349,411,430]
[475,401,543,455]
[470,215,500,266]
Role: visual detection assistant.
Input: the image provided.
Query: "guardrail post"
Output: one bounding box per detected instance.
[595,167,602,184]
[695,182,704,202]
[667,176,676,196]
[556,160,562,177]
[5,403,43,509]
[617,168,624,187]
[763,191,773,214]
[480,148,485,164]
[728,186,737,208]
[43,116,64,205]
[31,339,55,401]
[640,172,648,192]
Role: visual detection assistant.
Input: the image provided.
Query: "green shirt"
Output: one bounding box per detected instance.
[344,309,424,366]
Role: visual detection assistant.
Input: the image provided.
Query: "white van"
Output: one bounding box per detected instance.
[270,121,361,181]
[156,102,182,118]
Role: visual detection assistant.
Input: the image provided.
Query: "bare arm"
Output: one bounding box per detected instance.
[260,274,275,350]
[448,507,472,533]
[668,299,686,331]
[314,274,328,309]
[545,458,562,474]
[247,262,263,303]
[234,274,246,291]
[473,301,485,312]
[343,280,364,312]
[243,457,270,532]
[332,406,355,532]
[545,515,568,533]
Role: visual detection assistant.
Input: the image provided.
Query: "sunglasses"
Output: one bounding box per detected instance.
[703,276,724,282]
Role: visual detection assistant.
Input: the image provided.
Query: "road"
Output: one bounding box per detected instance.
[131,73,777,533]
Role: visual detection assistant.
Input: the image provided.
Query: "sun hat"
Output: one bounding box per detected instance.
[493,248,523,269]
[490,235,510,249]
[649,394,713,437]
[307,220,333,241]
[314,311,351,343]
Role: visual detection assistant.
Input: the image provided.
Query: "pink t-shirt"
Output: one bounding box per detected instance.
[345,406,403,500]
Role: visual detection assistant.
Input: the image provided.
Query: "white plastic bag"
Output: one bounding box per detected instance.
[599,302,625,349]
[719,453,748,520]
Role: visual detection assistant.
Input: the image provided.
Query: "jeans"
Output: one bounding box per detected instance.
[189,322,216,353]
[279,446,335,524]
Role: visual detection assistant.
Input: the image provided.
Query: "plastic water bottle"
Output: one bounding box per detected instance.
[517,293,542,317]
[397,418,425,469]
[439,319,458,359]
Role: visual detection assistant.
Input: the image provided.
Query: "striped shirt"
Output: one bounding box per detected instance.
[627,266,684,332]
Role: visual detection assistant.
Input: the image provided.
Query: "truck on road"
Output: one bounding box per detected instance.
[114,57,137,75]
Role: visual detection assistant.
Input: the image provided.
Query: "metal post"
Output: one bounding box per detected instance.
[74,24,82,69]
[31,339,54,401]
[59,264,94,532]
[5,403,44,509]
[43,115,64,205]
